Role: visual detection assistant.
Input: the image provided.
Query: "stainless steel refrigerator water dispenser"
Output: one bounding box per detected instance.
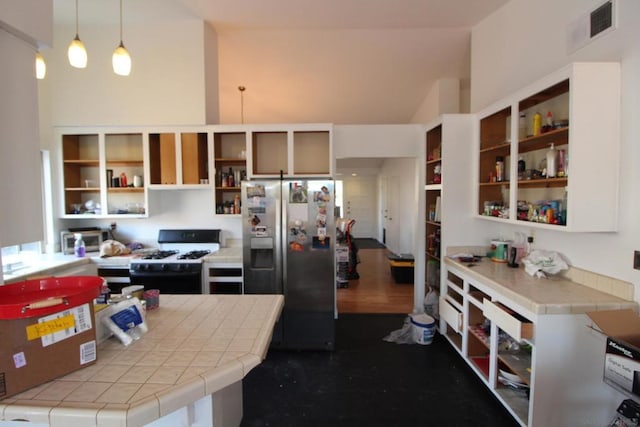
[250,237,274,269]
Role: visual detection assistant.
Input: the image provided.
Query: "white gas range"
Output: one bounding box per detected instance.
[129,229,221,294]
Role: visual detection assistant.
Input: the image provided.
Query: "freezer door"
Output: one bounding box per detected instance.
[281,180,335,349]
[242,181,282,294]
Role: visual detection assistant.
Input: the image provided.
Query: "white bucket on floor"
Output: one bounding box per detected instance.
[410,313,435,345]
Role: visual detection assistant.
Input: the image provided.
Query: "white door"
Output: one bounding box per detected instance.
[384,177,400,254]
[342,176,376,238]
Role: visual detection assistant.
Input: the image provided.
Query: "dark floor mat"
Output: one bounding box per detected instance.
[353,238,386,249]
[241,314,519,427]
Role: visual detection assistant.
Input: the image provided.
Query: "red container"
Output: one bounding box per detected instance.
[0,276,104,319]
[0,276,103,400]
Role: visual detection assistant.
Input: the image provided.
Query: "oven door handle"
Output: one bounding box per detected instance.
[129,271,200,278]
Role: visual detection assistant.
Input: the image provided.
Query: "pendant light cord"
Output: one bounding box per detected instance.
[74,0,79,37]
[119,0,123,43]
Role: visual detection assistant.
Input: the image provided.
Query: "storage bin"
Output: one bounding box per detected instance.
[0,276,103,399]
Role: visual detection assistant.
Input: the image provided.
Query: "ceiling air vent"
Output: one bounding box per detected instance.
[567,0,616,54]
[590,1,613,38]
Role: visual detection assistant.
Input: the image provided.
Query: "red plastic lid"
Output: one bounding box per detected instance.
[0,276,104,319]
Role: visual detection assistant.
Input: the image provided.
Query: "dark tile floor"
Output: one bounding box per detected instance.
[241,314,520,427]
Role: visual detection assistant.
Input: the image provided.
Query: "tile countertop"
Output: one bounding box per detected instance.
[444,256,637,316]
[0,294,284,426]
[3,253,96,283]
[203,247,242,264]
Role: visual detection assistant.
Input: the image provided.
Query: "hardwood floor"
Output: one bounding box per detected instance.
[337,248,414,314]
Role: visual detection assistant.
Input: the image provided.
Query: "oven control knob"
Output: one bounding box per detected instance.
[161,264,168,271]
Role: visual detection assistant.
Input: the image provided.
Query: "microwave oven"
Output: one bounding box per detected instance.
[61,230,109,255]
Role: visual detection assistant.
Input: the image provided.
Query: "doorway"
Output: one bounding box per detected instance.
[335,157,417,314]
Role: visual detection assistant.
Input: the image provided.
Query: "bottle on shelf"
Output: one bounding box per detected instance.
[227,167,234,187]
[518,156,526,179]
[546,143,557,178]
[234,194,241,214]
[120,172,127,187]
[542,111,554,133]
[74,233,86,258]
[495,156,505,182]
[532,112,542,136]
[518,112,527,139]
[557,149,566,177]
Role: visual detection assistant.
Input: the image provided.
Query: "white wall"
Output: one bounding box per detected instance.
[410,78,460,124]
[333,124,423,159]
[471,0,640,296]
[40,20,209,129]
[0,0,52,47]
[1,13,47,248]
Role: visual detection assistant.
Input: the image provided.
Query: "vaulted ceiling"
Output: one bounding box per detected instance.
[53,0,509,124]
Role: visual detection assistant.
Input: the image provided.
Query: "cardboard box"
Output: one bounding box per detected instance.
[587,309,640,398]
[0,303,97,399]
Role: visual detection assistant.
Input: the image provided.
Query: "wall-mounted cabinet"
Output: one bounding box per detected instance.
[213,131,247,215]
[105,133,145,215]
[58,124,332,219]
[148,131,210,189]
[58,129,148,218]
[249,125,332,178]
[475,62,620,232]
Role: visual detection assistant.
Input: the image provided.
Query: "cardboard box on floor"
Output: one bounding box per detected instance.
[0,303,97,400]
[587,309,640,398]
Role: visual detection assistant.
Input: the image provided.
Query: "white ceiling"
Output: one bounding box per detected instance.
[52,0,509,124]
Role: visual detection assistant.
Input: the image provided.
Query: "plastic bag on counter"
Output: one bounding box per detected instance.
[522,249,569,278]
[383,316,415,344]
[101,297,148,346]
[99,240,131,257]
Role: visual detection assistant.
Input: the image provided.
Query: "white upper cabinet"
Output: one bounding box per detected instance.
[475,62,620,232]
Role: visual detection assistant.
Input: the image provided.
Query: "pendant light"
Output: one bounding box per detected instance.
[35,52,46,79]
[67,0,88,68]
[112,0,131,76]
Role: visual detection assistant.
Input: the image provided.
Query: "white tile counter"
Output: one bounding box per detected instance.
[0,294,284,426]
[444,256,637,316]
[204,247,242,264]
[2,253,96,284]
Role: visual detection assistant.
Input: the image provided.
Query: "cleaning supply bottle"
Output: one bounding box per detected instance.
[74,233,86,258]
[532,112,542,136]
[546,143,557,178]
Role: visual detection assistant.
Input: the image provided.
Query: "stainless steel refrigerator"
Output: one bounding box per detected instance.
[242,179,335,350]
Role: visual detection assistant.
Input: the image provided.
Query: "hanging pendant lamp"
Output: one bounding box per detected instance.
[67,0,87,68]
[112,0,132,76]
[35,52,46,79]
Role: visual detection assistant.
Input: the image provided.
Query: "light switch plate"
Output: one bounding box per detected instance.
[634,251,640,270]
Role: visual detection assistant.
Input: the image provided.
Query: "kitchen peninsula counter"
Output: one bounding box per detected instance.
[0,294,284,427]
[445,254,637,316]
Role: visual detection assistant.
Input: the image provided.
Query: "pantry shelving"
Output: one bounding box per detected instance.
[475,62,621,232]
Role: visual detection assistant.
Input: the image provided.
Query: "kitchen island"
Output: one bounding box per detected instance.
[0,294,283,427]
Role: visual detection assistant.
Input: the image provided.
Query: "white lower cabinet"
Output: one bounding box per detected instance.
[203,262,243,294]
[440,263,625,426]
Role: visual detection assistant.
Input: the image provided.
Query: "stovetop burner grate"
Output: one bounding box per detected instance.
[141,250,179,260]
[177,250,211,260]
